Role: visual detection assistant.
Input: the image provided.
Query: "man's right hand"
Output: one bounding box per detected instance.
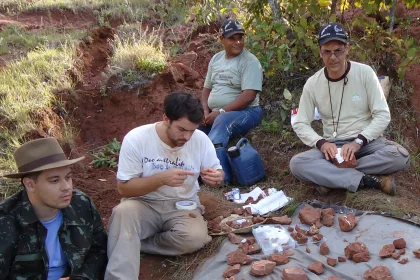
[158,168,195,187]
[320,142,338,161]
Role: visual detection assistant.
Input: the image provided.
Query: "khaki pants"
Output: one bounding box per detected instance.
[290,136,410,192]
[104,197,212,280]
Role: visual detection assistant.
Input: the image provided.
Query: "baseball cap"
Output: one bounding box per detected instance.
[221,19,245,38]
[318,23,348,46]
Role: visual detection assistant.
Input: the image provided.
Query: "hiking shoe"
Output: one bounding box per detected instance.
[361,175,396,195]
[315,186,331,195]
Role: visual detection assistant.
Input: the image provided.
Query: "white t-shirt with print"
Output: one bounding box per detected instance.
[117,123,222,200]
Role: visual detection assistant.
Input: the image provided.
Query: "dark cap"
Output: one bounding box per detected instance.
[318,23,348,46]
[221,19,245,38]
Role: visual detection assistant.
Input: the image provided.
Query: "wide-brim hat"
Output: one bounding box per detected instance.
[3,137,84,178]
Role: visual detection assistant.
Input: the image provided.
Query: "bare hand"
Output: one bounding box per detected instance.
[200,168,224,186]
[320,142,338,161]
[341,142,361,161]
[204,111,220,126]
[60,278,70,280]
[159,168,194,187]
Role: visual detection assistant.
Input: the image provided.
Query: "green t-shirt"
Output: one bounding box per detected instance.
[204,49,263,111]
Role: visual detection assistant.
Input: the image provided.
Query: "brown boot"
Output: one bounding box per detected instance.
[315,186,331,195]
[361,175,396,195]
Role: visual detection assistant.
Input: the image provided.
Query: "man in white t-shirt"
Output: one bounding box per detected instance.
[290,23,409,195]
[105,92,224,280]
[200,19,264,183]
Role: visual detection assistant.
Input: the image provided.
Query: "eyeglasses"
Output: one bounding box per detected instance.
[321,48,346,57]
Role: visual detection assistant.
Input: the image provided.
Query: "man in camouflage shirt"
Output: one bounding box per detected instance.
[0,138,107,279]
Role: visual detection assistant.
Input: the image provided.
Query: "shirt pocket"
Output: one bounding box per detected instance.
[10,252,44,279]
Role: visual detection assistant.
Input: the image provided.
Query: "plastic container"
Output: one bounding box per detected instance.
[252,224,296,255]
[227,138,265,186]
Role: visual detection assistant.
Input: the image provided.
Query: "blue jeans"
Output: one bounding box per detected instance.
[199,106,263,182]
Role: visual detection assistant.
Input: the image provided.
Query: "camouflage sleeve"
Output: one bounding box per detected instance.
[72,196,108,280]
[0,215,18,279]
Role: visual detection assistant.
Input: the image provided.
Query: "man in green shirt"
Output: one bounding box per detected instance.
[200,19,264,183]
[290,23,409,195]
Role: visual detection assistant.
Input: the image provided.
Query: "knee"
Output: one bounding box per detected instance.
[385,144,410,171]
[173,225,211,254]
[289,154,304,177]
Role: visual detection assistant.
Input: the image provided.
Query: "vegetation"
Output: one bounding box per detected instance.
[0,46,80,172]
[90,138,121,168]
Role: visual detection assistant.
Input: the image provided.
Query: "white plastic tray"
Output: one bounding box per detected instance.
[252,224,296,255]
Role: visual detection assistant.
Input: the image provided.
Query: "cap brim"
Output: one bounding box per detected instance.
[2,156,85,178]
[223,30,245,38]
[319,37,348,46]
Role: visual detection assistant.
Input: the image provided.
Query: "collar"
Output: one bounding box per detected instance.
[17,190,85,227]
[324,60,351,82]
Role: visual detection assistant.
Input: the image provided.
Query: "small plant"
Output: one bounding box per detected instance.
[90,138,121,168]
[261,119,281,134]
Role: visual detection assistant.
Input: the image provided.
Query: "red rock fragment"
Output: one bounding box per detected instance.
[295,225,306,235]
[248,244,262,255]
[312,233,324,242]
[398,258,408,264]
[252,216,265,224]
[306,246,311,253]
[223,264,241,278]
[393,238,406,249]
[228,233,243,244]
[400,248,406,255]
[307,225,320,235]
[213,216,223,224]
[297,232,308,244]
[379,244,395,258]
[282,266,308,280]
[320,242,330,255]
[284,249,294,256]
[363,266,394,280]
[221,224,233,233]
[238,243,249,254]
[326,277,342,280]
[338,256,346,262]
[245,237,256,245]
[245,196,255,205]
[413,249,420,258]
[227,250,247,265]
[250,260,276,277]
[211,223,222,233]
[353,252,371,263]
[268,253,289,265]
[243,255,252,265]
[299,205,321,226]
[288,226,294,232]
[338,214,357,232]
[322,214,334,227]
[321,208,336,216]
[345,242,370,262]
[243,207,252,216]
[327,257,337,267]
[232,208,244,215]
[225,277,236,280]
[255,194,264,203]
[239,221,251,228]
[308,261,324,275]
[291,232,298,240]
[266,215,292,225]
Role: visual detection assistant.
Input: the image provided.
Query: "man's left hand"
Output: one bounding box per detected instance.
[341,142,361,161]
[200,168,224,186]
[204,111,220,125]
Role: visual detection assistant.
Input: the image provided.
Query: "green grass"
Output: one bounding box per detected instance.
[0,45,80,174]
[0,0,151,22]
[109,23,167,75]
[0,24,88,56]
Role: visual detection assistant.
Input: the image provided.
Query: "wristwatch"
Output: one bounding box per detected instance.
[354,138,363,146]
[219,108,226,114]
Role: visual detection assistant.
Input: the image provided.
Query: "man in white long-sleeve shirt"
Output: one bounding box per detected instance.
[290,23,409,195]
